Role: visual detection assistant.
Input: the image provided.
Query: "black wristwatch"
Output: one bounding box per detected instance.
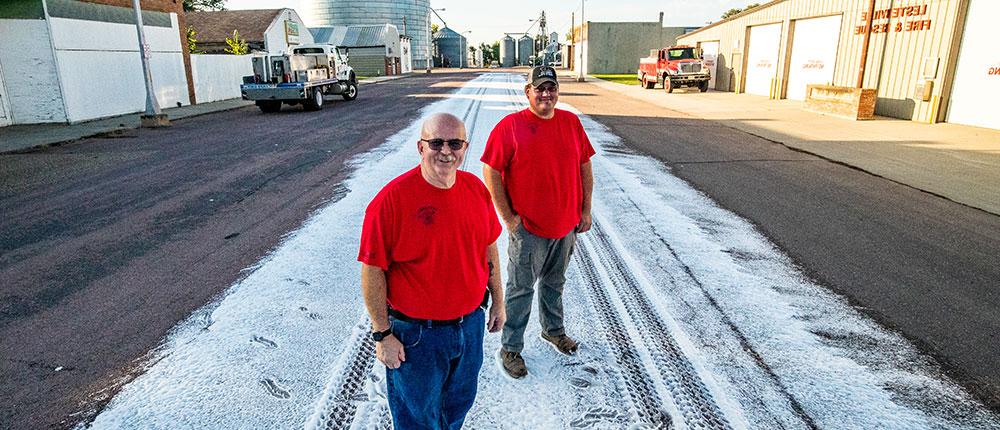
[372,328,393,342]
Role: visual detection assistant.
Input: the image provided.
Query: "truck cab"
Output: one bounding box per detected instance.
[638,46,711,93]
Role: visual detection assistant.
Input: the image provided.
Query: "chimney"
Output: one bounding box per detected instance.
[659,12,664,26]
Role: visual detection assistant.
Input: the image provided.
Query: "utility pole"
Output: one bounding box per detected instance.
[570,11,574,70]
[132,0,169,127]
[577,0,585,82]
[426,10,432,73]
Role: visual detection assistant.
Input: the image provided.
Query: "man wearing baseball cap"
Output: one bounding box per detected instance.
[481,66,596,378]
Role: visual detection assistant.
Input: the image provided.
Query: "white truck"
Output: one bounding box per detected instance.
[241,44,358,113]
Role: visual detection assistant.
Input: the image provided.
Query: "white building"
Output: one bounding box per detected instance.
[0,0,191,125]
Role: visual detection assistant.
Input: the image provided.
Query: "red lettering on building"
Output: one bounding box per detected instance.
[989,67,1000,76]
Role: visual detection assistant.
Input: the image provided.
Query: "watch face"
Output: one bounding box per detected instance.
[372,331,384,341]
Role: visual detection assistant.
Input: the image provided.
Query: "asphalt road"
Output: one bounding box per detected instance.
[0,71,480,429]
[558,79,1000,413]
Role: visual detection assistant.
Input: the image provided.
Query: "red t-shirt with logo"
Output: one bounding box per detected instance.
[358,167,501,320]
[481,108,595,239]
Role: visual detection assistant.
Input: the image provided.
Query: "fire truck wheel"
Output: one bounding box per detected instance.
[642,75,655,89]
[699,81,709,92]
[663,76,674,93]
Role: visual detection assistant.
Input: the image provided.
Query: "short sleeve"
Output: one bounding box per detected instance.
[574,115,596,164]
[358,190,395,270]
[481,116,513,171]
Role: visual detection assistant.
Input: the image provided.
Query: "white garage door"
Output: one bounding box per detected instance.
[700,41,720,89]
[786,15,842,101]
[948,0,1000,130]
[745,23,782,97]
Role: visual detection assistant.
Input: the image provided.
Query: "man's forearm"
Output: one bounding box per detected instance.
[483,165,516,222]
[581,161,594,213]
[361,264,390,331]
[486,243,503,304]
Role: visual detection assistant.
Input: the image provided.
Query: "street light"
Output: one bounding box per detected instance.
[577,0,585,82]
[131,0,169,127]
[427,7,446,73]
[461,31,472,68]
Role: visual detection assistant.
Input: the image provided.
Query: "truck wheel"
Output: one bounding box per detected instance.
[663,76,674,93]
[699,81,709,92]
[342,81,358,101]
[256,100,281,113]
[303,89,324,111]
[642,75,655,89]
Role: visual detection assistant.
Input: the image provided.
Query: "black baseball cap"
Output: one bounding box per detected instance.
[529,66,558,87]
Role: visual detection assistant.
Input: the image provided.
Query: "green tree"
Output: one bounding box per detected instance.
[183,0,225,12]
[186,26,202,54]
[721,3,760,19]
[225,29,248,55]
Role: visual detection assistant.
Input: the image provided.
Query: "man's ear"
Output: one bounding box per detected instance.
[417,140,423,154]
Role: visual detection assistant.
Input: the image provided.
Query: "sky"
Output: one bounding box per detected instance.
[225,0,755,47]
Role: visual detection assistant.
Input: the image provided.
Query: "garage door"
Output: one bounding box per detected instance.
[947,0,1000,130]
[786,15,842,101]
[744,23,782,97]
[700,41,720,89]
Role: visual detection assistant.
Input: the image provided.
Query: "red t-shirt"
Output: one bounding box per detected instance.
[358,167,501,320]
[481,108,596,239]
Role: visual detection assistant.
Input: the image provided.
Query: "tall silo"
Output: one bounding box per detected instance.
[500,35,516,67]
[301,0,432,70]
[518,35,534,66]
[433,27,466,68]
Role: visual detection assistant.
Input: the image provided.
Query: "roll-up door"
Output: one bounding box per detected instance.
[744,23,782,97]
[700,41,720,90]
[786,15,841,101]
[947,0,1000,130]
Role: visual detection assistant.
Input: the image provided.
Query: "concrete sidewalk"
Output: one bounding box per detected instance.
[580,74,1000,216]
[0,74,406,155]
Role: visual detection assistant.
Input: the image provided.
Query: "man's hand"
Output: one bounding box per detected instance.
[576,211,592,233]
[505,214,522,234]
[487,304,506,333]
[375,335,406,369]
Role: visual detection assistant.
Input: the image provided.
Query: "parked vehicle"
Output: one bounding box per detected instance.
[638,46,710,93]
[241,44,357,113]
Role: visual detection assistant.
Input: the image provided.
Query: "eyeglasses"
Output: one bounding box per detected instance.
[420,138,467,151]
[533,85,558,94]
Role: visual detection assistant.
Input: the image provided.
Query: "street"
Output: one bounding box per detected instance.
[2,72,1000,429]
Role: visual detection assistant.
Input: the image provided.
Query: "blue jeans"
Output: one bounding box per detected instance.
[386,307,485,430]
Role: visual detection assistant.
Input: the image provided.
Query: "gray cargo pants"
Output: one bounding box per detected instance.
[501,223,577,353]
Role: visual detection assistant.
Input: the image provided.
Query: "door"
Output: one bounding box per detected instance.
[745,23,782,97]
[786,15,842,101]
[947,0,1000,130]
[699,41,720,89]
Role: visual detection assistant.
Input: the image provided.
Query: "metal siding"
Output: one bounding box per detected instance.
[678,0,963,122]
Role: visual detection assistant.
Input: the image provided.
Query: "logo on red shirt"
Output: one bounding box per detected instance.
[416,206,437,225]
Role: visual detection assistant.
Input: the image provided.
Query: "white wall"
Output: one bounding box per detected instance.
[265,9,315,55]
[49,14,190,123]
[0,19,67,124]
[191,54,252,103]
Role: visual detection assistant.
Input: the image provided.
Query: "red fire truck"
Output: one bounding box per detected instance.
[638,46,711,93]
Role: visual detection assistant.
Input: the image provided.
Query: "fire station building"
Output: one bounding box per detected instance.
[676,0,998,130]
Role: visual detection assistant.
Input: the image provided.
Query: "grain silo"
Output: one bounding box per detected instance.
[500,35,516,67]
[301,0,431,70]
[433,27,466,68]
[517,35,534,66]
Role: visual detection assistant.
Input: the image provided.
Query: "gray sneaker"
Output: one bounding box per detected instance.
[499,349,528,379]
[540,332,579,355]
